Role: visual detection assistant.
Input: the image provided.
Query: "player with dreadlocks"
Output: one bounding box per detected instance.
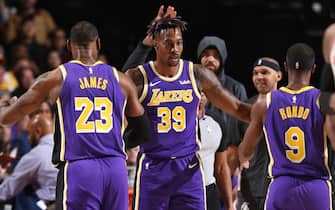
[125,8,251,210]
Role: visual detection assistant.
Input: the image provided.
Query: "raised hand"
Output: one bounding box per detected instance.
[143,5,177,46]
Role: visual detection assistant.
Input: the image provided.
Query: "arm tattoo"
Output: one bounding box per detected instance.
[194,64,224,93]
[126,68,144,97]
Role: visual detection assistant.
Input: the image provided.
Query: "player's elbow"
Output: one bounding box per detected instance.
[124,112,151,149]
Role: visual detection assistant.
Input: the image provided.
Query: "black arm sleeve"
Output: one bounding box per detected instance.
[124,112,151,149]
[121,41,153,72]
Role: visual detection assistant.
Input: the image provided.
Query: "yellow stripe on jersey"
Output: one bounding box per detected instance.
[323,125,331,179]
[189,61,202,149]
[189,62,201,100]
[327,180,333,210]
[59,64,67,79]
[112,67,120,82]
[266,92,271,108]
[121,100,127,159]
[149,59,184,82]
[57,65,67,162]
[134,153,146,210]
[138,65,148,103]
[316,93,321,110]
[263,127,274,178]
[196,152,208,210]
[69,60,104,66]
[57,98,66,162]
[280,86,314,94]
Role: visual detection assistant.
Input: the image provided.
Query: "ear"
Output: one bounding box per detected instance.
[284,62,288,72]
[96,38,101,51]
[66,40,71,52]
[277,71,283,81]
[153,38,158,49]
[36,127,42,137]
[311,64,316,74]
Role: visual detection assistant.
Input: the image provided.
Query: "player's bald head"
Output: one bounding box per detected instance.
[322,23,335,63]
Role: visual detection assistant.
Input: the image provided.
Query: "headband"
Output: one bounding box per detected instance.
[253,59,280,71]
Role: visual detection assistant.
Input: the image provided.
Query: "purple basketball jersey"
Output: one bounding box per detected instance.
[264,86,330,179]
[138,60,201,158]
[53,60,127,164]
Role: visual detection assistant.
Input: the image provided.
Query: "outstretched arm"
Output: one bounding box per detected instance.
[194,64,251,123]
[238,99,266,164]
[0,69,63,126]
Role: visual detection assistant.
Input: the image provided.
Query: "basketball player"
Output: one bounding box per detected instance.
[0,20,150,210]
[239,43,335,210]
[125,15,251,210]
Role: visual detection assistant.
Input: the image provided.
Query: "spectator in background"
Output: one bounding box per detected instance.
[0,64,12,92]
[237,57,282,210]
[0,114,58,210]
[0,124,11,156]
[0,0,16,44]
[9,15,48,70]
[0,45,17,92]
[48,27,71,62]
[10,100,53,171]
[9,115,30,170]
[5,0,56,46]
[11,57,38,97]
[197,35,247,210]
[7,42,30,70]
[46,50,62,71]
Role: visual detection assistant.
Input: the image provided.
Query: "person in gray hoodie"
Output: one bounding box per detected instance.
[197,36,248,209]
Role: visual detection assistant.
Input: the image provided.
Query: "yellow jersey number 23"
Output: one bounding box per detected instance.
[75,97,113,133]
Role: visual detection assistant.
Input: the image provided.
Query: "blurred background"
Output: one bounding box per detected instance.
[6,0,335,96]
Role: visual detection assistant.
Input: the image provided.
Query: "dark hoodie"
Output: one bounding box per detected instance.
[197,36,247,147]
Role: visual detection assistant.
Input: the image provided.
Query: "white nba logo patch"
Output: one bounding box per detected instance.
[295,62,299,70]
[292,96,297,104]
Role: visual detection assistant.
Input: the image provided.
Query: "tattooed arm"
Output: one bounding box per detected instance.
[125,68,145,98]
[0,69,63,125]
[194,64,251,123]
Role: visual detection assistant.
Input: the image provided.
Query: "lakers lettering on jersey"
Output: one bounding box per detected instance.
[138,60,201,158]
